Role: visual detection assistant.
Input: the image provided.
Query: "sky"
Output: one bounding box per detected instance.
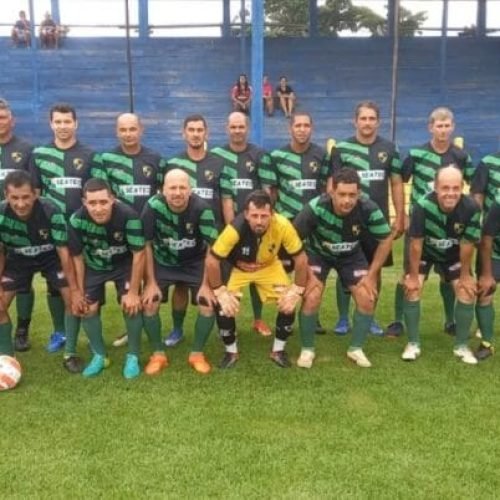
[1,0,499,37]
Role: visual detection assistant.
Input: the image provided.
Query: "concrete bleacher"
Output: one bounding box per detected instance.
[0,36,499,161]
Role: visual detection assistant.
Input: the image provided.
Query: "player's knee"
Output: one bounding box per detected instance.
[275,312,294,340]
[85,302,100,317]
[353,290,375,314]
[478,294,493,307]
[456,288,475,305]
[301,285,322,314]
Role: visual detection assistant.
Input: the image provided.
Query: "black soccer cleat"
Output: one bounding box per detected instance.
[315,319,326,335]
[444,322,456,336]
[219,352,239,369]
[385,321,404,338]
[14,328,31,352]
[269,350,291,368]
[63,355,85,374]
[474,343,494,361]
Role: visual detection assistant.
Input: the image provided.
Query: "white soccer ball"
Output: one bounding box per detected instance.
[0,355,22,391]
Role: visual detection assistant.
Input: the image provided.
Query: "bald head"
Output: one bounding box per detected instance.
[435,165,463,185]
[435,165,463,213]
[163,169,191,212]
[116,113,143,154]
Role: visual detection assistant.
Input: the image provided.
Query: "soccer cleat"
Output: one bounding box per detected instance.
[444,322,456,336]
[297,349,315,368]
[219,352,239,369]
[369,320,384,337]
[112,333,128,347]
[333,317,350,336]
[63,355,84,374]
[315,319,326,335]
[144,353,168,375]
[252,319,272,337]
[14,329,31,352]
[474,342,494,361]
[82,354,110,377]
[46,331,66,353]
[347,349,372,368]
[385,321,404,337]
[453,346,478,365]
[164,329,184,347]
[123,354,141,379]
[269,350,291,368]
[188,353,211,374]
[401,343,421,361]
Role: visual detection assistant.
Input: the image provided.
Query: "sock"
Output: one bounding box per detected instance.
[250,283,263,320]
[349,310,372,349]
[0,321,13,356]
[404,299,421,345]
[336,279,351,320]
[299,311,317,350]
[64,313,81,356]
[143,313,163,352]
[272,338,286,351]
[439,281,455,324]
[394,283,405,323]
[125,313,143,356]
[16,291,34,329]
[225,342,238,353]
[454,301,474,347]
[47,294,65,333]
[172,309,186,332]
[475,303,495,343]
[191,313,215,352]
[82,314,106,356]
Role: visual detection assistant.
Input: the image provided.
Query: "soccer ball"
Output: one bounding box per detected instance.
[0,355,22,391]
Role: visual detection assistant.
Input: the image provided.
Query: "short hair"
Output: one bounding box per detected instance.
[227,111,249,126]
[244,190,272,210]
[279,75,287,81]
[290,111,313,126]
[331,167,361,189]
[355,100,380,120]
[50,103,77,121]
[429,107,454,125]
[183,114,207,129]
[0,98,12,113]
[83,178,113,196]
[4,170,34,192]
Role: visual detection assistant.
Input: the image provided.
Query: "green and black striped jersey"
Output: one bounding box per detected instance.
[330,135,401,217]
[269,143,329,219]
[29,141,106,217]
[470,152,500,214]
[166,151,234,227]
[409,192,481,263]
[142,193,218,267]
[0,198,67,258]
[482,200,500,260]
[294,193,391,260]
[402,142,475,207]
[69,201,144,272]
[0,135,33,199]
[101,145,166,214]
[211,143,272,214]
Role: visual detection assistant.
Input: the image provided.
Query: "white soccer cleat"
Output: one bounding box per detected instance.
[297,349,315,369]
[347,349,372,368]
[453,346,478,365]
[402,343,421,361]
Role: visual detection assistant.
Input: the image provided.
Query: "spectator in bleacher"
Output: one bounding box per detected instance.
[11,10,31,48]
[276,76,296,118]
[40,12,59,49]
[231,74,252,114]
[262,75,274,116]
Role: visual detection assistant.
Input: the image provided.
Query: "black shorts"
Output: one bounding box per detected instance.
[419,258,461,283]
[476,257,500,283]
[154,259,204,305]
[1,253,67,293]
[361,232,393,267]
[307,250,368,289]
[85,264,131,305]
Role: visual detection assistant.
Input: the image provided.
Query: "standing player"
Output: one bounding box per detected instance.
[0,171,80,365]
[162,114,233,347]
[329,101,404,336]
[103,112,166,348]
[0,98,36,352]
[294,168,394,368]
[28,103,106,354]
[269,111,330,333]
[141,169,219,374]
[211,111,274,337]
[402,166,480,364]
[386,107,475,337]
[69,179,145,378]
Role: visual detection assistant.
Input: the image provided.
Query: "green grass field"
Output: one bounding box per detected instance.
[2,240,500,499]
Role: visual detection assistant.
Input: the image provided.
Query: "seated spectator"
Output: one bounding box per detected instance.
[262,75,274,116]
[276,76,296,118]
[40,12,59,49]
[231,74,252,114]
[11,10,31,48]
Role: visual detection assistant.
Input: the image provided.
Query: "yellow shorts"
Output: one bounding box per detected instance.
[227,260,290,304]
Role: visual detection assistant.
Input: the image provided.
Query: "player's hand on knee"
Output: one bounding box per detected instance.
[277,284,305,315]
[70,289,88,316]
[354,276,378,303]
[456,275,477,301]
[142,283,162,306]
[403,274,421,298]
[477,274,496,299]
[197,283,216,308]
[122,292,142,316]
[214,285,241,317]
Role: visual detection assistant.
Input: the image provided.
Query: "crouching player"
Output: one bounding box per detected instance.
[402,166,480,364]
[205,189,308,369]
[68,179,145,378]
[0,171,80,360]
[294,167,394,368]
